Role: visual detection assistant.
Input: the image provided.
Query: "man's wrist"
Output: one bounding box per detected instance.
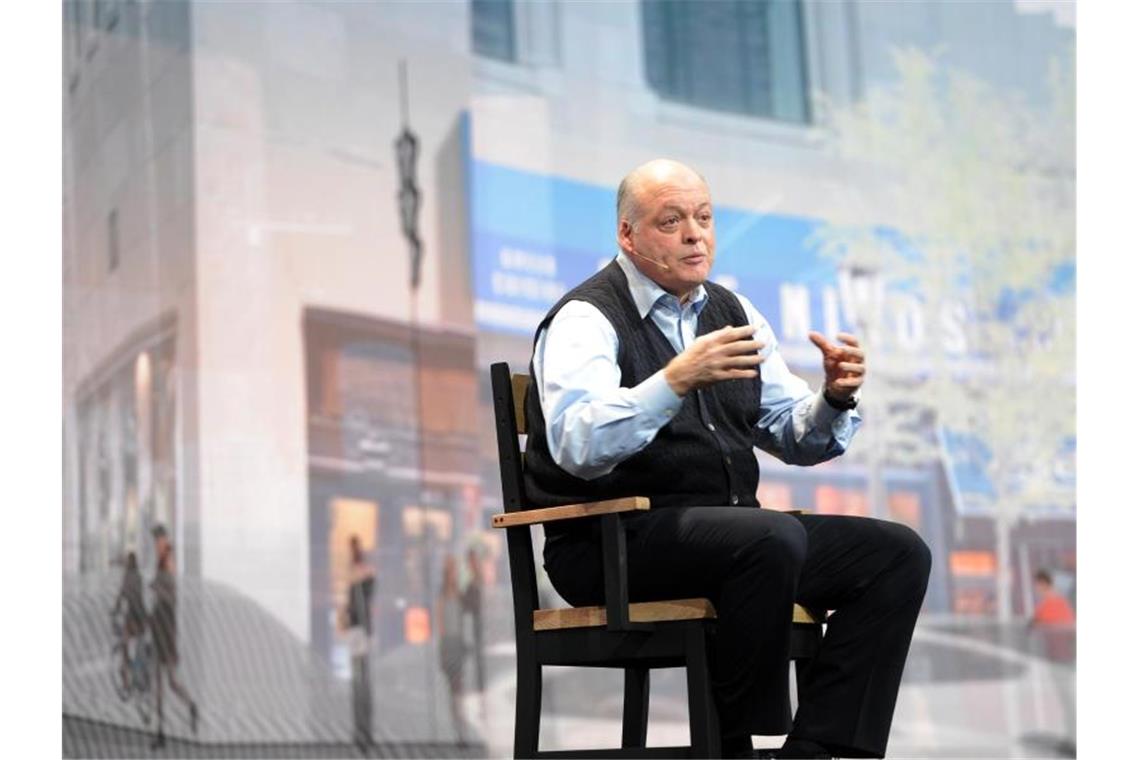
[663,363,691,396]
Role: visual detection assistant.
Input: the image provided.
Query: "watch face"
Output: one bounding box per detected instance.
[825,391,857,410]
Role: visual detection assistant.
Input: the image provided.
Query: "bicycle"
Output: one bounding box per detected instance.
[110,608,153,724]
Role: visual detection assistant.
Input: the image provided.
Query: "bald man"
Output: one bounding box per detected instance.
[524,160,930,758]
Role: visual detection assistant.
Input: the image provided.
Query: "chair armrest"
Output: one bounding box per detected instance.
[491,498,651,633]
[491,496,650,528]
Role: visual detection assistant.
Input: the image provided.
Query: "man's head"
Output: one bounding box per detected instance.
[616,159,716,300]
[1034,569,1054,597]
[151,524,170,558]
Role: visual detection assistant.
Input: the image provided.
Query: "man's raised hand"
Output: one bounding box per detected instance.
[664,325,765,396]
[808,331,866,401]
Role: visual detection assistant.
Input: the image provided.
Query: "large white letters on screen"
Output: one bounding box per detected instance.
[779,283,811,340]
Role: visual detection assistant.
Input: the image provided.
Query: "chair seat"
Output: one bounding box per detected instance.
[533,599,821,631]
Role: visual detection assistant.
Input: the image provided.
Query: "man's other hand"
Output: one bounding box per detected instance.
[808,331,866,401]
[664,325,764,396]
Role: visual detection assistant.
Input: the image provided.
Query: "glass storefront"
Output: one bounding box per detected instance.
[303,308,481,667]
[75,325,178,575]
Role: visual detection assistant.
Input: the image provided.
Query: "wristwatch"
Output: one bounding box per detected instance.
[823,389,859,411]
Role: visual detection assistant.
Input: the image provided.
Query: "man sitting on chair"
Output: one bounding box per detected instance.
[525,159,930,759]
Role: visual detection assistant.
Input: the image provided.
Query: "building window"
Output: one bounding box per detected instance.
[105,0,121,32]
[68,1,86,61]
[83,0,99,60]
[641,0,811,123]
[107,209,120,273]
[471,0,515,62]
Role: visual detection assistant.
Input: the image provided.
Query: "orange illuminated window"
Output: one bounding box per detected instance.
[816,485,840,514]
[950,550,996,577]
[953,588,995,615]
[757,482,792,510]
[888,491,921,530]
[815,486,868,517]
[330,497,378,607]
[405,606,431,644]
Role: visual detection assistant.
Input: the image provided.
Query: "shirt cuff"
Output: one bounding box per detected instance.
[631,370,684,421]
[808,389,846,428]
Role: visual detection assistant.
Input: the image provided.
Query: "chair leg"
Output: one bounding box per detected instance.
[791,624,822,718]
[622,667,650,748]
[793,628,820,720]
[514,661,542,759]
[685,624,721,759]
[794,658,811,708]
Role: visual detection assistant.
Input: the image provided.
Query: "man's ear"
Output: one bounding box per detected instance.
[617,219,633,254]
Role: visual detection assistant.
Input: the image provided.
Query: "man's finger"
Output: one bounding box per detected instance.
[808,331,833,353]
[709,325,757,344]
[830,377,863,388]
[721,339,765,355]
[838,362,865,375]
[724,354,763,369]
[836,332,862,348]
[723,368,759,380]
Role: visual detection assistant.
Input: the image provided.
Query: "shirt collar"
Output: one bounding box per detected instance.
[615,252,708,319]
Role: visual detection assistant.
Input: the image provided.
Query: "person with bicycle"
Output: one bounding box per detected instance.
[112,551,146,693]
[149,524,199,749]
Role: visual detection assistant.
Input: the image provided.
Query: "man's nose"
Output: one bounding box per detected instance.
[681,218,703,244]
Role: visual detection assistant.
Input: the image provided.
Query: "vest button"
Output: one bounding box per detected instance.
[707,423,716,432]
[730,494,739,505]
[725,455,732,465]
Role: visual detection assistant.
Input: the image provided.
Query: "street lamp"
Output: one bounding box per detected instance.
[393,58,442,740]
[395,123,422,292]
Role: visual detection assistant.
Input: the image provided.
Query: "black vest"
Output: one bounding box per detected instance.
[524,261,762,539]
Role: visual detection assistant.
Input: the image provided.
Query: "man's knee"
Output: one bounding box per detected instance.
[883,521,932,587]
[741,511,808,570]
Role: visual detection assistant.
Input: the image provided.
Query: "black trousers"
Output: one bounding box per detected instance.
[544,507,931,758]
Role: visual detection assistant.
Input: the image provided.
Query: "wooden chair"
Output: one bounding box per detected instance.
[489,362,825,759]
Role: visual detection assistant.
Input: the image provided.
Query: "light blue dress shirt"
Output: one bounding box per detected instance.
[532,252,862,480]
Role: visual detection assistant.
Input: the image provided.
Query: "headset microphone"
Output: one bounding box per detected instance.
[629,248,671,272]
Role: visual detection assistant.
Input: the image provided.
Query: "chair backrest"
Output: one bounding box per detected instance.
[489,362,541,634]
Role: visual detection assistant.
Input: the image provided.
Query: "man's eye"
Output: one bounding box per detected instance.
[661,217,679,227]
[698,214,712,224]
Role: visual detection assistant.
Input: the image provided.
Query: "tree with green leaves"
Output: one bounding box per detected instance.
[813,46,1075,620]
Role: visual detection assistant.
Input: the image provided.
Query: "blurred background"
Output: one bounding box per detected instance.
[62,0,1075,757]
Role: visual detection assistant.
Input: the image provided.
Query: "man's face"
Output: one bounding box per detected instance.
[619,169,716,298]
